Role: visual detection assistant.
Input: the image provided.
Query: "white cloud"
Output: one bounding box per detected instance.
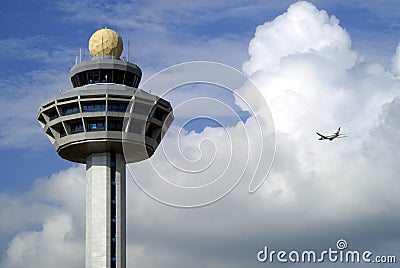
[241,1,399,139]
[124,1,400,266]
[2,213,81,268]
[242,1,357,76]
[0,166,85,268]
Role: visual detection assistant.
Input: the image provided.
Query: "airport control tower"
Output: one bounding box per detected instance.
[37,28,173,268]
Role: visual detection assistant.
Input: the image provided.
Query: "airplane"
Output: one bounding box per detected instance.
[316,127,347,141]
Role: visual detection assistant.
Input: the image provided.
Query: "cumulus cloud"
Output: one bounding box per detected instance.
[129,1,400,266]
[242,1,356,76]
[0,166,85,268]
[241,1,398,138]
[2,1,400,268]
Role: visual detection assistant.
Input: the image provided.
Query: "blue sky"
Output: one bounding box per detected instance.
[1,1,400,267]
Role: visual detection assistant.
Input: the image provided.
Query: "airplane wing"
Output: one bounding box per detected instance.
[316,132,328,139]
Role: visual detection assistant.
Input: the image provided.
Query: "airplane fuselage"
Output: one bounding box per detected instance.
[316,127,344,141]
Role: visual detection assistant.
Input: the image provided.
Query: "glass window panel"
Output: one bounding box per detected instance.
[87,70,99,84]
[101,69,112,83]
[62,104,79,115]
[124,72,134,87]
[87,121,105,131]
[72,75,79,87]
[115,70,124,84]
[78,72,88,86]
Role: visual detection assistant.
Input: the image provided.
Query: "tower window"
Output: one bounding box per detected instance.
[71,75,79,87]
[108,122,123,131]
[71,69,140,88]
[70,122,84,133]
[87,122,105,131]
[82,101,106,112]
[78,72,88,86]
[152,107,166,122]
[114,70,124,84]
[133,75,138,87]
[108,102,128,112]
[48,110,59,121]
[100,69,112,83]
[51,123,67,138]
[62,104,80,115]
[87,70,100,84]
[124,72,134,87]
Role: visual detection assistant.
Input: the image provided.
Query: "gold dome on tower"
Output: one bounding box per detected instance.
[88,27,123,58]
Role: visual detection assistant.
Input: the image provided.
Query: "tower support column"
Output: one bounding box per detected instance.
[86,153,126,268]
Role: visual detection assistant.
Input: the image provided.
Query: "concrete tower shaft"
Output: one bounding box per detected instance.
[86,153,126,268]
[37,28,173,268]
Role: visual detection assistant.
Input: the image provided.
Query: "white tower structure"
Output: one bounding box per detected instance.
[37,28,173,268]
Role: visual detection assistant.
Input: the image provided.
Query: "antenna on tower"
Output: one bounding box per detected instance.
[79,49,82,63]
[75,55,79,65]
